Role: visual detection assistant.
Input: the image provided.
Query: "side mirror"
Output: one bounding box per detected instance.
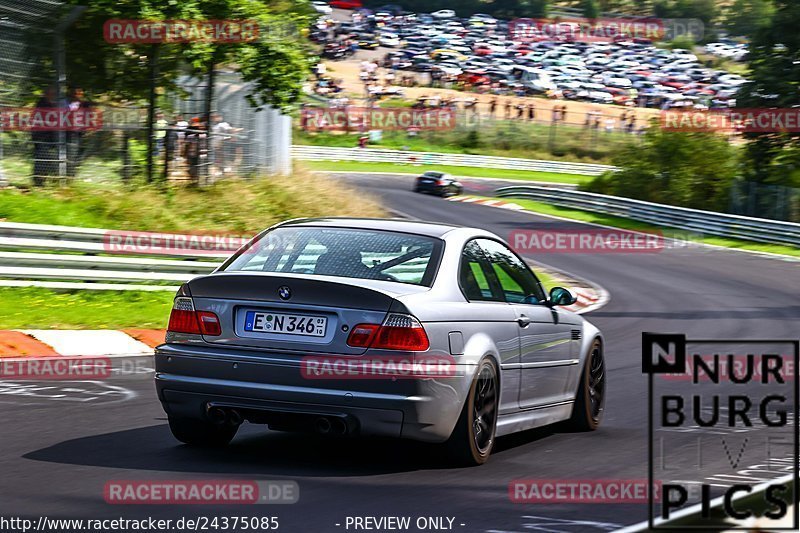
[548,286,577,307]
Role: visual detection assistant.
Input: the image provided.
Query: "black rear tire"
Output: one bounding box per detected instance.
[567,339,605,431]
[445,357,499,466]
[168,416,238,447]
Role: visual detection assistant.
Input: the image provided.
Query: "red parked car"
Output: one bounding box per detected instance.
[329,0,363,9]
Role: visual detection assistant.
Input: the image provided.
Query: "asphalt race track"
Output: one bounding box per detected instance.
[2,172,799,532]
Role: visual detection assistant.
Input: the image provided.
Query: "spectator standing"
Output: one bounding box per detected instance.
[65,86,91,178]
[154,112,167,156]
[211,114,240,175]
[174,114,188,159]
[32,86,57,186]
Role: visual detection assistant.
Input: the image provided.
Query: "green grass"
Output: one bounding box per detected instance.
[535,270,558,290]
[0,171,384,233]
[0,171,387,330]
[304,160,592,185]
[506,198,800,258]
[0,287,174,329]
[1,152,127,187]
[295,121,634,165]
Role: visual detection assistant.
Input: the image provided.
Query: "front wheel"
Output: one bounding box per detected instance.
[168,416,238,447]
[445,358,499,466]
[567,339,605,431]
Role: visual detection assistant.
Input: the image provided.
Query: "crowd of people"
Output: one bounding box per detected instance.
[29,85,243,185]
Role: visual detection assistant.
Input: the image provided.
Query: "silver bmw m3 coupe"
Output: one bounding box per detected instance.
[155,218,605,465]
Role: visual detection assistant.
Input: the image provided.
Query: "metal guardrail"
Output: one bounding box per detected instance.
[4,181,799,289]
[496,186,800,247]
[292,145,618,177]
[0,222,430,289]
[0,221,226,290]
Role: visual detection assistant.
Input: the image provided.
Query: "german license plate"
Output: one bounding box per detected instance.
[244,311,327,337]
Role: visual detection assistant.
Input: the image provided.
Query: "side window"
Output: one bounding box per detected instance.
[459,240,502,302]
[476,239,546,304]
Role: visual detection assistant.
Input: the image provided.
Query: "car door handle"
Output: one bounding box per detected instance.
[516,316,532,327]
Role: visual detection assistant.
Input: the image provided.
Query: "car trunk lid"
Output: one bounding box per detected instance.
[186,272,427,355]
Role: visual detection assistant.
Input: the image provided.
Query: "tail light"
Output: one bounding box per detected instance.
[197,311,222,336]
[437,179,447,186]
[347,313,429,351]
[167,297,222,336]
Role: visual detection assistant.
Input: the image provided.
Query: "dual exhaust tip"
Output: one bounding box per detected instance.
[314,416,349,435]
[207,406,243,426]
[207,406,350,435]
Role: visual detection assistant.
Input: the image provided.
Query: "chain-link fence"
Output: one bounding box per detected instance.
[0,5,290,187]
[0,0,63,186]
[167,72,291,183]
[730,181,800,223]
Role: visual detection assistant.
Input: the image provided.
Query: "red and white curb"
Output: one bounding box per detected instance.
[0,329,163,359]
[447,195,525,211]
[560,287,606,314]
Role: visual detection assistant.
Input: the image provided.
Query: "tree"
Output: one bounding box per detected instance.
[737,0,800,187]
[583,125,739,212]
[724,0,774,39]
[62,0,314,181]
[63,0,191,103]
[581,0,600,19]
[653,0,718,25]
[179,1,314,125]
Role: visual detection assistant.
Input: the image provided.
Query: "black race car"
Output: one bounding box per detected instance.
[413,171,463,197]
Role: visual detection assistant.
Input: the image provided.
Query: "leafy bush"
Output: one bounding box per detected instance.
[582,125,740,213]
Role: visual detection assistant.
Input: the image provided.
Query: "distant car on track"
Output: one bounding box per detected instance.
[155,218,606,465]
[413,171,463,197]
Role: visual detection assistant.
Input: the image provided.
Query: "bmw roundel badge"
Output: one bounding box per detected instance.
[278,286,292,300]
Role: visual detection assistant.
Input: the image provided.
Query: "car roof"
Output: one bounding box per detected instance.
[277,217,465,238]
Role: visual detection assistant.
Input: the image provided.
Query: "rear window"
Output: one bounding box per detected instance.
[221,226,443,286]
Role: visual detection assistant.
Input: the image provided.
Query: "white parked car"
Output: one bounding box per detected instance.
[436,62,464,76]
[470,13,497,25]
[379,32,401,47]
[311,1,332,14]
[431,9,456,19]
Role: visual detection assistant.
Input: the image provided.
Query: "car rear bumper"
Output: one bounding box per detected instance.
[154,343,470,443]
[415,183,445,195]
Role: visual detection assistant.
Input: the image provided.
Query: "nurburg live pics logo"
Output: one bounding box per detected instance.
[642,332,799,530]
